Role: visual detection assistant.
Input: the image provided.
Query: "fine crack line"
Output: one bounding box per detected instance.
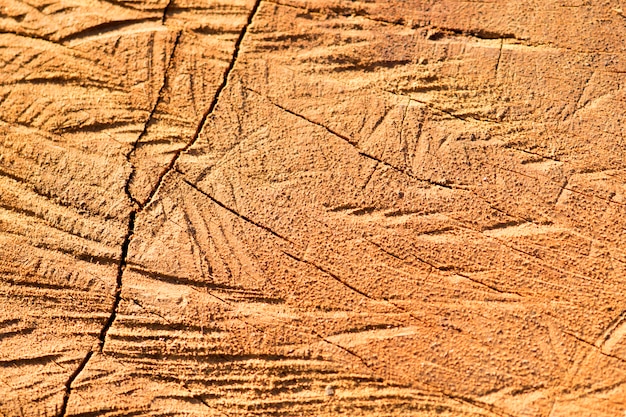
[361,161,378,190]
[281,250,375,301]
[97,211,136,352]
[456,271,524,297]
[142,0,262,210]
[189,393,232,417]
[566,69,595,122]
[358,151,455,190]
[0,30,61,45]
[152,180,397,392]
[597,310,626,348]
[507,146,561,163]
[311,329,374,371]
[364,221,523,299]
[383,89,486,123]
[57,18,162,44]
[495,38,504,75]
[57,351,93,417]
[56,211,135,417]
[181,172,457,338]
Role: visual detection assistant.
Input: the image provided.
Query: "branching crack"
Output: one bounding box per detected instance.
[56,2,262,414]
[142,0,262,210]
[48,1,619,415]
[97,211,136,352]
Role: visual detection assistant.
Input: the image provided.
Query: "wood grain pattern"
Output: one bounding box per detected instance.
[1,1,626,416]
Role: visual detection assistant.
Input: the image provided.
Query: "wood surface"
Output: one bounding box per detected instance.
[1,0,626,416]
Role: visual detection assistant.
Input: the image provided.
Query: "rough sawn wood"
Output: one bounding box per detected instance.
[1,0,626,416]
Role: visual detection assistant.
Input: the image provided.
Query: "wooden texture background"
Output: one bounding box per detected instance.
[1,0,626,416]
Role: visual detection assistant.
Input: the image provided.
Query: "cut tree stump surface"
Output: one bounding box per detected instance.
[1,1,626,416]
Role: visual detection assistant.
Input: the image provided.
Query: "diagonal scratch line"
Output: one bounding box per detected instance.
[368,236,522,298]
[311,329,374,370]
[244,87,354,143]
[496,164,626,208]
[243,87,459,192]
[456,272,523,297]
[180,176,292,244]
[383,89,483,123]
[361,161,378,190]
[190,394,233,417]
[596,310,626,348]
[507,146,561,163]
[281,250,375,301]
[399,98,411,168]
